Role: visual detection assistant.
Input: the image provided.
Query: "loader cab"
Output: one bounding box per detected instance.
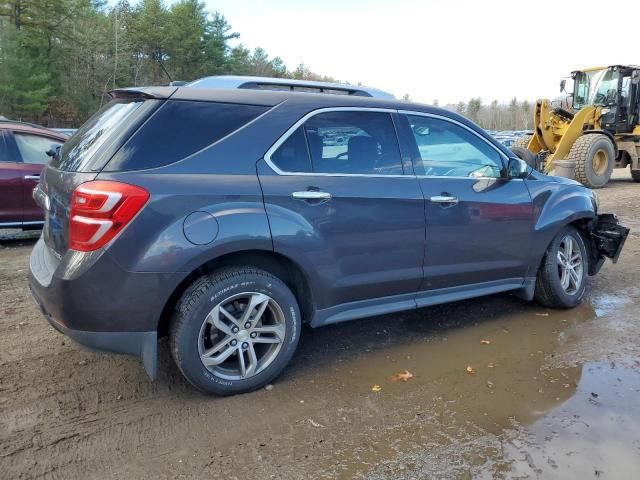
[571,65,640,134]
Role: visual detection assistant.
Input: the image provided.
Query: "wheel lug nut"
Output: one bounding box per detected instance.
[250,332,257,338]
[232,327,239,334]
[230,339,237,346]
[242,342,249,349]
[244,322,251,329]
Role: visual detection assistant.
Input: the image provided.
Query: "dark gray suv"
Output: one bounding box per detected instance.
[28,85,628,395]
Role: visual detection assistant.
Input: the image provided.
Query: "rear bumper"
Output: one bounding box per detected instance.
[27,237,180,379]
[30,286,157,378]
[587,213,630,275]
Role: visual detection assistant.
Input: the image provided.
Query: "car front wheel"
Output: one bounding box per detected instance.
[535,226,588,308]
[170,267,301,395]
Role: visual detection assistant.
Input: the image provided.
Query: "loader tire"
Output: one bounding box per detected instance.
[511,146,538,169]
[631,169,640,182]
[569,134,614,189]
[511,135,538,169]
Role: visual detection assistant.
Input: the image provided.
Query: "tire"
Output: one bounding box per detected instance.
[511,135,538,169]
[534,226,588,309]
[569,134,615,188]
[170,267,301,395]
[511,146,538,169]
[631,169,640,182]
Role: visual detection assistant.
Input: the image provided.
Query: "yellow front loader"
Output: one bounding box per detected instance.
[512,65,640,188]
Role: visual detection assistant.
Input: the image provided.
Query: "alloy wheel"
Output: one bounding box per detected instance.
[198,292,286,380]
[557,235,583,295]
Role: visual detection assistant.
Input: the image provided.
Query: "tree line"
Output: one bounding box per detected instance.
[440,98,534,131]
[0,1,536,131]
[0,0,334,126]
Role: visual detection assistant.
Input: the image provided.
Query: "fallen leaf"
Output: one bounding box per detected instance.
[389,370,414,382]
[465,366,476,374]
[487,362,495,368]
[486,380,495,388]
[480,339,491,345]
[306,418,324,428]
[371,384,382,392]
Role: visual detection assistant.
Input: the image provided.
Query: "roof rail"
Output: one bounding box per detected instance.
[186,75,395,99]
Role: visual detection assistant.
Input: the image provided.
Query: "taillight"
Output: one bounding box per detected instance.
[69,180,149,251]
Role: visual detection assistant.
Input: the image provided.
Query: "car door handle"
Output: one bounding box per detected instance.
[430,195,458,204]
[291,191,332,201]
[24,175,40,181]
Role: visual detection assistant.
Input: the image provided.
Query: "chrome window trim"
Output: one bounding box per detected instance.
[263,107,409,178]
[263,107,512,180]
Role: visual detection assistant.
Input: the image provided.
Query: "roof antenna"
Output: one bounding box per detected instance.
[157,58,187,86]
[157,57,173,84]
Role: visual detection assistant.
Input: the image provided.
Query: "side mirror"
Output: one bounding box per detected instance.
[507,157,529,179]
[560,79,567,93]
[46,144,60,158]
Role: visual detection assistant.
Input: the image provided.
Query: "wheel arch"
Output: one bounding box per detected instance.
[157,249,315,337]
[530,215,596,279]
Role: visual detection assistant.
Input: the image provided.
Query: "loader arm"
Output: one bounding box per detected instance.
[529,99,598,173]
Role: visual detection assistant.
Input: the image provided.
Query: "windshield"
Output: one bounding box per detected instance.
[573,69,618,109]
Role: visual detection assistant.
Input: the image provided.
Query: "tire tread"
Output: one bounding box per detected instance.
[568,134,614,188]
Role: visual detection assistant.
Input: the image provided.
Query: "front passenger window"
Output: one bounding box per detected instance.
[405,115,503,178]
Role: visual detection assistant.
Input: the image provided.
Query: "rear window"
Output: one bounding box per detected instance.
[53,99,157,171]
[104,100,268,171]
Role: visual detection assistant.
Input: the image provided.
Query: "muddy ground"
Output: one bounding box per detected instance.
[1,170,640,479]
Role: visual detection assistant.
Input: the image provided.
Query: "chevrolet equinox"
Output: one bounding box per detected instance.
[28,83,628,394]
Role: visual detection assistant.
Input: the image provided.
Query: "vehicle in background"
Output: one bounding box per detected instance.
[0,121,68,230]
[512,65,640,188]
[52,128,77,137]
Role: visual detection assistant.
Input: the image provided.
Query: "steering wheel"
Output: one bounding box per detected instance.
[335,151,349,160]
[594,92,606,104]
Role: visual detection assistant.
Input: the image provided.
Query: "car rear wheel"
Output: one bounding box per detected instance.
[170,267,301,395]
[534,226,588,309]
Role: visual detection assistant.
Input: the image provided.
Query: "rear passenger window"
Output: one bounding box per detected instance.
[305,111,402,175]
[105,101,268,171]
[269,111,403,175]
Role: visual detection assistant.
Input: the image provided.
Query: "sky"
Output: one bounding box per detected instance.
[201,0,640,105]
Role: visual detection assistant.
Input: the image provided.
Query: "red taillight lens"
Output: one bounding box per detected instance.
[69,180,149,251]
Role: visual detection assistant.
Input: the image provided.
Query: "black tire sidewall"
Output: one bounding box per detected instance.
[173,271,301,395]
[584,137,614,188]
[539,227,588,308]
[511,146,538,169]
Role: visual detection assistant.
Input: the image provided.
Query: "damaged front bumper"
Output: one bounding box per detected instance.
[587,213,630,275]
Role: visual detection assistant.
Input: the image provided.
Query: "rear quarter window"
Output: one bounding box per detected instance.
[104,100,268,171]
[53,99,157,171]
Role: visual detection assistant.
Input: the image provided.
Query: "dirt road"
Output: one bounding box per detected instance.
[2,170,640,479]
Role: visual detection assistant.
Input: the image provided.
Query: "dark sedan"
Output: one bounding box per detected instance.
[0,121,68,229]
